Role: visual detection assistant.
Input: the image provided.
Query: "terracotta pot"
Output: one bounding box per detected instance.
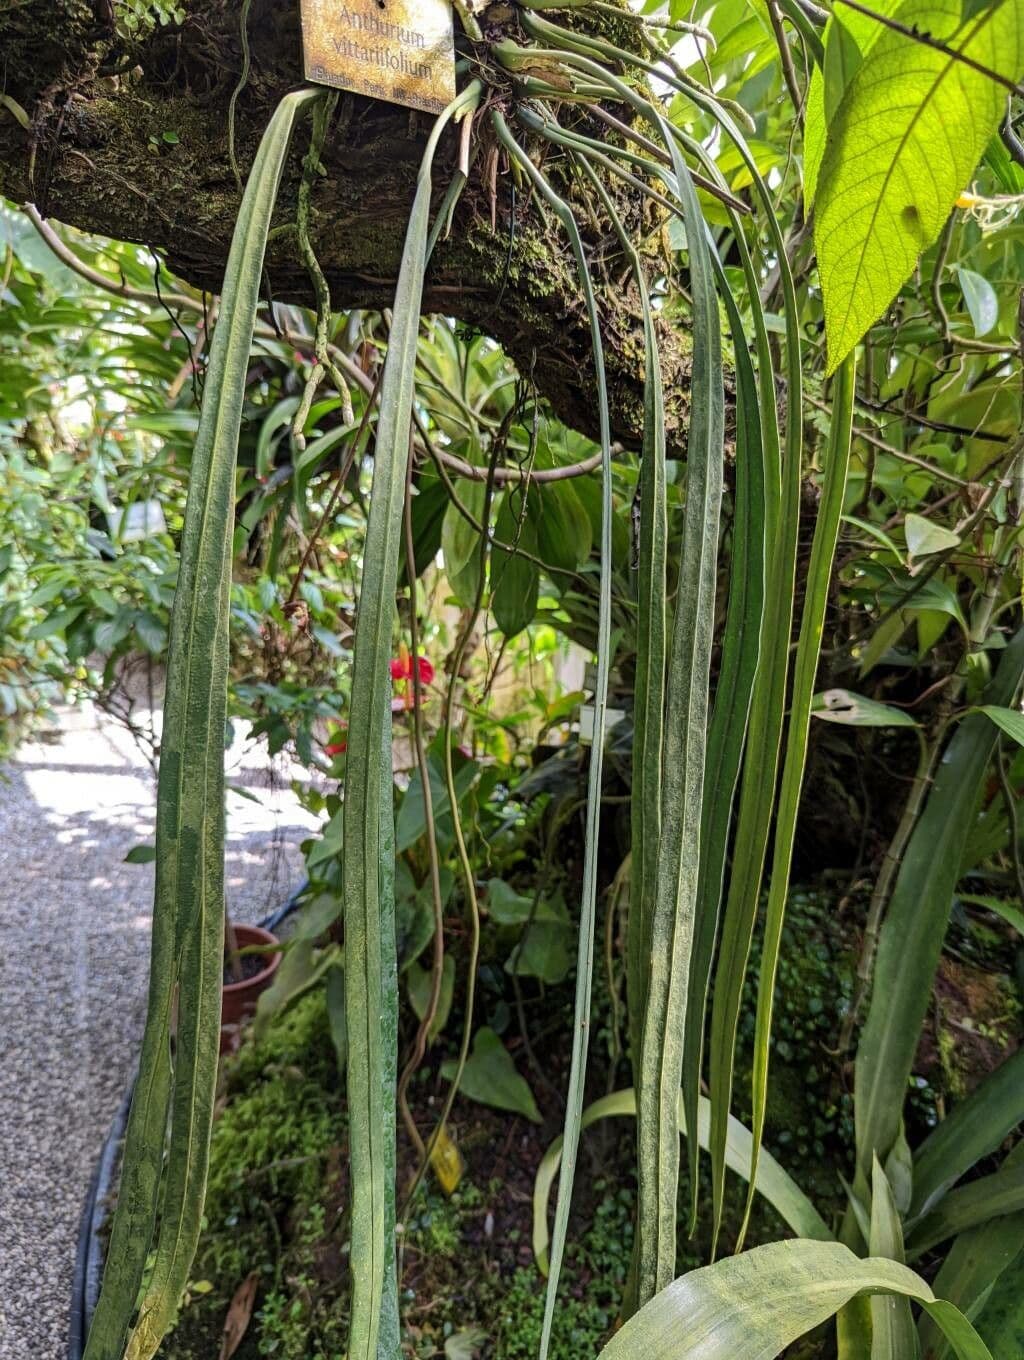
[220,923,281,1054]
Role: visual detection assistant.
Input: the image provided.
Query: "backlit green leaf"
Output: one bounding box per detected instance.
[957,267,999,337]
[812,688,919,727]
[973,704,1024,747]
[815,0,1024,372]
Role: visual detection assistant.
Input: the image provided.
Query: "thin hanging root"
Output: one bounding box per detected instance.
[293,91,355,448]
[490,111,614,1360]
[226,0,253,193]
[396,443,447,1169]
[400,439,502,1218]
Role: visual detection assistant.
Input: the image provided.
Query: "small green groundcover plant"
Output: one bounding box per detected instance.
[60,1,1024,1359]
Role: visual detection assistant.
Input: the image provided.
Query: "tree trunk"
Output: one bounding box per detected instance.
[0,0,694,445]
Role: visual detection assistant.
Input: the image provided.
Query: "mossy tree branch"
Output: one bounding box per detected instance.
[0,0,695,445]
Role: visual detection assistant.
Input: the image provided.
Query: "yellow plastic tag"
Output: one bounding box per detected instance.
[300,0,456,116]
[429,1123,465,1196]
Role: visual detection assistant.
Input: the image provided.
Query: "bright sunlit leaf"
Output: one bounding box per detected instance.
[815,0,1024,372]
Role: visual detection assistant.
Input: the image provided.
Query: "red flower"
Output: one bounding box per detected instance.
[389,649,434,712]
[389,653,434,685]
[324,725,348,757]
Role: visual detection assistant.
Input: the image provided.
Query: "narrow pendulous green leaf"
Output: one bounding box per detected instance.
[741,354,856,1242]
[490,111,614,1360]
[342,84,481,1360]
[812,688,919,727]
[574,164,667,1112]
[682,234,768,1229]
[86,87,320,1360]
[635,111,725,1302]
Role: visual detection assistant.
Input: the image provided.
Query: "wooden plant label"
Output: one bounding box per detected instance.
[300,0,456,116]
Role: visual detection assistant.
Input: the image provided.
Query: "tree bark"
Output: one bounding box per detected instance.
[0,0,693,445]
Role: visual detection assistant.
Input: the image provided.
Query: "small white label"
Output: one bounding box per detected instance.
[578,705,626,747]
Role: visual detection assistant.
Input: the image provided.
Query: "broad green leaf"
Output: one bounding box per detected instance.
[803,66,827,210]
[910,1047,1024,1220]
[485,877,535,924]
[824,13,864,119]
[957,267,999,337]
[491,492,540,638]
[396,754,478,853]
[597,1240,993,1360]
[440,1026,541,1124]
[812,688,919,727]
[815,0,1024,371]
[918,1145,1024,1360]
[441,477,486,592]
[27,604,83,640]
[253,938,339,1038]
[908,1161,1024,1258]
[855,628,1024,1187]
[973,704,1024,748]
[532,1088,831,1275]
[804,0,904,207]
[505,916,573,985]
[123,843,157,864]
[534,480,592,572]
[905,513,962,562]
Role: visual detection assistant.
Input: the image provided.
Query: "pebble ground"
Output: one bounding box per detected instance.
[0,707,318,1360]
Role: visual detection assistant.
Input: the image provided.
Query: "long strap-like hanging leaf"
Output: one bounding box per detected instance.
[739,353,856,1245]
[489,112,614,1360]
[636,112,725,1303]
[681,234,769,1228]
[84,87,320,1360]
[512,19,805,1260]
[342,83,480,1360]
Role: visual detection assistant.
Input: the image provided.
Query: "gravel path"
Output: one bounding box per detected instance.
[0,706,319,1360]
